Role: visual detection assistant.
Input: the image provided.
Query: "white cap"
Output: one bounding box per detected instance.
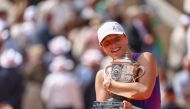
[97,21,126,44]
[81,49,103,66]
[48,36,71,55]
[0,49,23,68]
[179,14,190,26]
[24,5,37,21]
[49,56,74,72]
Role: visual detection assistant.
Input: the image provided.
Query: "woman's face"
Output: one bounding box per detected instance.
[101,34,128,59]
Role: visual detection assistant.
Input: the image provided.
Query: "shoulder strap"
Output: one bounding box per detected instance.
[131,53,141,61]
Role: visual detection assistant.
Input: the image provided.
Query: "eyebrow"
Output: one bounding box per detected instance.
[100,34,125,45]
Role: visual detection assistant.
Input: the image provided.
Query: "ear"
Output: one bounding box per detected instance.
[100,45,106,53]
[124,36,128,44]
[100,45,104,51]
[124,34,129,44]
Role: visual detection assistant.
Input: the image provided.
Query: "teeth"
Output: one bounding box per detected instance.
[112,47,120,52]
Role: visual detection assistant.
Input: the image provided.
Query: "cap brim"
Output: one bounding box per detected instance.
[99,32,125,44]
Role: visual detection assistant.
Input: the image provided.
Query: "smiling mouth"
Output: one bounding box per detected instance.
[111,47,121,53]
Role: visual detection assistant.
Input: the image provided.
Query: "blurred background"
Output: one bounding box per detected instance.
[0,0,189,109]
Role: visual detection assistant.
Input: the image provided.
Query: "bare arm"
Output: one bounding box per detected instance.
[107,52,158,100]
[95,69,110,101]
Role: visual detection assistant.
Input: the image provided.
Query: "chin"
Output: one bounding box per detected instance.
[111,54,122,59]
[113,51,124,56]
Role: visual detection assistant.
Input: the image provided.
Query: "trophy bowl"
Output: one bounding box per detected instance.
[94,57,144,109]
[105,60,145,83]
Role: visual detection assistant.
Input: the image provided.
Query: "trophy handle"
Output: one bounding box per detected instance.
[103,65,112,88]
[134,65,145,81]
[105,65,112,77]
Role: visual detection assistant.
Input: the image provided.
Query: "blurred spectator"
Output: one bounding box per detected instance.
[76,48,102,89]
[168,14,190,72]
[69,15,102,62]
[36,0,56,49]
[160,71,168,106]
[4,5,38,56]
[103,0,124,23]
[161,85,182,109]
[38,0,77,35]
[48,36,71,56]
[41,56,83,109]
[3,37,25,58]
[126,5,165,68]
[0,0,12,25]
[22,44,46,109]
[185,17,190,60]
[44,35,73,69]
[9,5,37,53]
[80,0,100,21]
[75,48,103,109]
[126,5,155,52]
[0,48,24,109]
[37,0,57,24]
[70,26,93,60]
[83,17,102,50]
[35,11,53,49]
[0,9,8,32]
[24,44,47,83]
[0,9,9,50]
[172,57,190,108]
[173,14,190,108]
[22,5,38,46]
[183,0,190,15]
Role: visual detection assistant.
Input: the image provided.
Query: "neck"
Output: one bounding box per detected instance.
[125,51,133,59]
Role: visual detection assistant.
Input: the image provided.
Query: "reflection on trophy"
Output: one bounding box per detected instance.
[93,56,144,109]
[105,56,145,83]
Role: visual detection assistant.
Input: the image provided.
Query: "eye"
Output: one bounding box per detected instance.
[103,42,110,47]
[113,37,121,42]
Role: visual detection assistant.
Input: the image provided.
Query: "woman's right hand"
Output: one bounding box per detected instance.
[123,100,133,109]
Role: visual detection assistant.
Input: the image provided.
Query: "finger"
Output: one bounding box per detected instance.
[103,78,111,89]
[123,101,132,109]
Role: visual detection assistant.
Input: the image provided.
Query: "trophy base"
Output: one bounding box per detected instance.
[93,101,143,109]
[93,101,123,109]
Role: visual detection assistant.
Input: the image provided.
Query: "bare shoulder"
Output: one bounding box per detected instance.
[138,52,158,76]
[138,52,157,63]
[141,52,155,59]
[96,69,105,81]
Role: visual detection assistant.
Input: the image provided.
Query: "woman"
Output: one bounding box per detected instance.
[95,21,161,109]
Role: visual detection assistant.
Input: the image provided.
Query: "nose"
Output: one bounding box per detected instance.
[110,42,117,49]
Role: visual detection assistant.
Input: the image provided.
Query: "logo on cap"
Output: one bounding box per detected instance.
[112,23,123,32]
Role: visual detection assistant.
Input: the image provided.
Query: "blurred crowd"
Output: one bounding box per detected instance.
[0,0,190,109]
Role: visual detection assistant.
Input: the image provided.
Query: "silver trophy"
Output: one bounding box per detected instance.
[93,56,145,109]
[105,56,145,83]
